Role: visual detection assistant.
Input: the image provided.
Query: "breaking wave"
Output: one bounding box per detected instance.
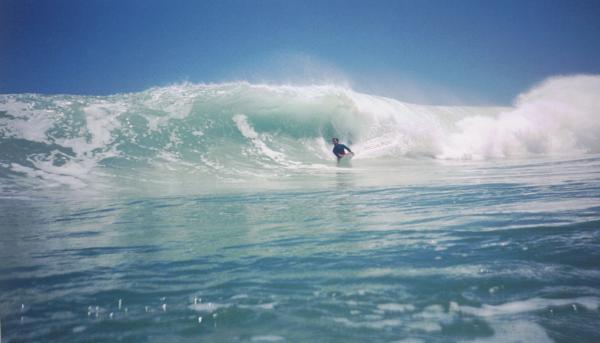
[1,75,599,188]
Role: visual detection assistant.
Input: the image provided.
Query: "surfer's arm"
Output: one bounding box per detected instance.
[344,145,353,153]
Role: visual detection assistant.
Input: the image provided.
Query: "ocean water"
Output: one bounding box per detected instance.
[1,76,600,342]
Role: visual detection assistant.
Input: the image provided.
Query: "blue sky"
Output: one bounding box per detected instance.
[1,0,599,104]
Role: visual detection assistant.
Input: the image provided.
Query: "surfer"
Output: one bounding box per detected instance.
[331,138,354,161]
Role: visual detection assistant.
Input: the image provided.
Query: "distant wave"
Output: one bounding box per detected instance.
[1,75,599,188]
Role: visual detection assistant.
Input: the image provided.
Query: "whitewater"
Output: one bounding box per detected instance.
[0,75,599,342]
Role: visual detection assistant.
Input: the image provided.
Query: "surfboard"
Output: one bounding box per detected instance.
[337,152,354,165]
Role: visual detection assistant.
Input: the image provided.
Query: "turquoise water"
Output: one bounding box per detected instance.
[1,80,600,342]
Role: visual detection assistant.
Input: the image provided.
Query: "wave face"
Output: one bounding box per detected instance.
[1,75,599,188]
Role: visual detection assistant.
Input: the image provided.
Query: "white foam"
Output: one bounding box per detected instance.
[0,99,56,142]
[358,265,484,278]
[254,303,276,310]
[440,75,600,159]
[377,303,416,312]
[461,320,552,343]
[331,316,404,329]
[188,302,229,313]
[10,162,86,189]
[80,103,124,151]
[233,113,298,166]
[239,302,277,310]
[390,339,426,343]
[406,321,442,332]
[230,294,249,300]
[455,296,600,317]
[250,335,285,342]
[72,325,86,333]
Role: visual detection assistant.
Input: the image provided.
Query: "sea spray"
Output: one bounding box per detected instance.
[440,75,600,159]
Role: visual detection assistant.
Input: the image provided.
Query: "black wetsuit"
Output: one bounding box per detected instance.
[333,143,352,157]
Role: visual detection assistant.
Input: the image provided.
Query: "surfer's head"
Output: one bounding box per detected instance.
[331,138,339,144]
